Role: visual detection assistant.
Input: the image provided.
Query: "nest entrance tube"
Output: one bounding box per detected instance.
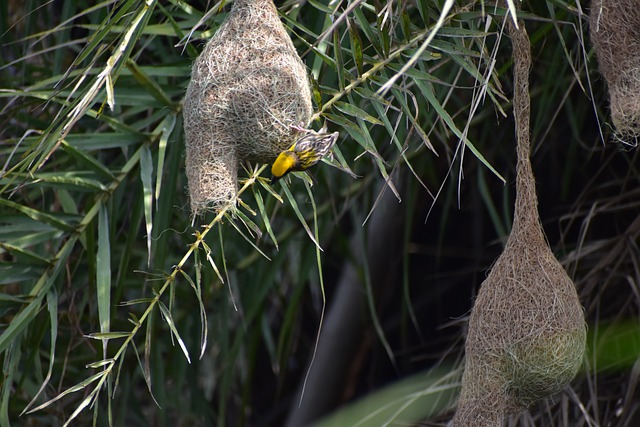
[452,19,586,426]
[183,0,313,214]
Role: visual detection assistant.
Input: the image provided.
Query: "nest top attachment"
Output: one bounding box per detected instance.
[183,0,313,214]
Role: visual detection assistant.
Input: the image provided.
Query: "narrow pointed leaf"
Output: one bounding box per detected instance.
[158,301,191,364]
[200,240,225,283]
[280,181,322,251]
[226,215,272,260]
[26,371,106,414]
[155,114,176,203]
[126,58,174,106]
[0,198,75,232]
[253,188,278,250]
[97,204,111,359]
[334,101,384,126]
[140,144,153,266]
[85,332,131,340]
[21,290,58,415]
[179,270,208,359]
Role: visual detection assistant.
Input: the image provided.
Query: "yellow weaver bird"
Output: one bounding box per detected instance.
[270,128,339,183]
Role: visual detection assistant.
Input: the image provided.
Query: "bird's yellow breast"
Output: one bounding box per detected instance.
[271,151,298,178]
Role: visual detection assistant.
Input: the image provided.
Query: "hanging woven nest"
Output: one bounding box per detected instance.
[452,19,586,426]
[183,0,313,214]
[590,0,640,144]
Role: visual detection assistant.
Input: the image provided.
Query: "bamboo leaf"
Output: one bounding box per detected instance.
[86,359,116,369]
[333,28,346,91]
[253,188,278,250]
[135,322,160,408]
[414,80,505,183]
[21,290,58,415]
[0,243,52,266]
[0,297,42,355]
[26,371,106,414]
[0,198,76,232]
[0,239,74,354]
[1,336,21,426]
[280,180,322,251]
[234,207,262,239]
[62,387,101,427]
[257,178,284,203]
[352,7,382,56]
[126,58,175,107]
[158,301,191,364]
[226,216,272,261]
[179,269,208,359]
[334,101,384,126]
[85,332,132,340]
[61,141,116,180]
[97,204,111,359]
[200,240,225,284]
[218,222,237,311]
[347,16,364,76]
[155,114,176,204]
[140,144,154,266]
[118,298,154,306]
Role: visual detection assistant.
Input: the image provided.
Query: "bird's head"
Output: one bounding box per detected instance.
[270,151,299,183]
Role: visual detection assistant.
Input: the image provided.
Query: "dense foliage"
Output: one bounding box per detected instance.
[1,0,639,426]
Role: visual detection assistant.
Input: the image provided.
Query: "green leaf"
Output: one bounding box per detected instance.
[200,240,225,284]
[333,28,346,91]
[347,16,364,76]
[334,101,384,126]
[234,207,262,239]
[118,298,154,306]
[217,222,237,311]
[352,7,382,56]
[126,58,176,107]
[158,301,191,364]
[253,188,278,250]
[140,144,154,266]
[178,270,208,359]
[85,359,116,369]
[0,337,21,427]
[155,114,176,204]
[414,80,505,183]
[226,215,271,261]
[280,180,322,251]
[26,371,106,414]
[0,296,43,354]
[306,0,335,14]
[20,290,58,416]
[97,204,111,359]
[85,332,132,340]
[0,243,52,266]
[61,141,116,181]
[0,239,75,354]
[0,198,76,232]
[257,178,284,203]
[401,11,412,43]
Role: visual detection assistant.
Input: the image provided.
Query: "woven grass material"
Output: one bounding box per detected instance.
[183,0,313,214]
[452,20,586,426]
[590,0,640,144]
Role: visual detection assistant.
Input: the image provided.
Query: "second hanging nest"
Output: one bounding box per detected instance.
[452,19,586,426]
[590,0,640,144]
